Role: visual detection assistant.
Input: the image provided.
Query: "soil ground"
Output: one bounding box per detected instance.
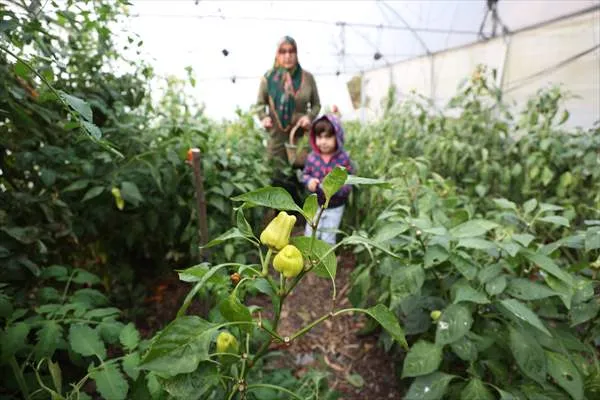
[136,231,403,399]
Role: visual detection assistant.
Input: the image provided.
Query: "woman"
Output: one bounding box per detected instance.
[256,36,321,206]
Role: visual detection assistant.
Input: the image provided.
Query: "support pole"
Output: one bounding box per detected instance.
[360,71,366,124]
[189,148,210,261]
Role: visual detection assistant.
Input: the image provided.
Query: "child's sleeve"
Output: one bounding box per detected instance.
[302,156,314,187]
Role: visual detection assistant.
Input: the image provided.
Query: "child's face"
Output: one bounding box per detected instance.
[316,133,337,155]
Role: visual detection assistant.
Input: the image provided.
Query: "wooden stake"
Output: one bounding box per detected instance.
[189,148,210,261]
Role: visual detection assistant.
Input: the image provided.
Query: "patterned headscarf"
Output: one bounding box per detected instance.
[265,36,304,131]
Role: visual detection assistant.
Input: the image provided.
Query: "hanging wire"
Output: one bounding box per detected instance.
[130,12,480,35]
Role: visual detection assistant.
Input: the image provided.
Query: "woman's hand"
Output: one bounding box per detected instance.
[261,117,273,129]
[297,115,311,129]
[308,178,320,192]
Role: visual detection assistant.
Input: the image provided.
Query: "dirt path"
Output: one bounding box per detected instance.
[248,248,403,399]
[137,249,403,398]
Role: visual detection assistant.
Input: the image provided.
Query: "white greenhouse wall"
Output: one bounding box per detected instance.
[357,8,600,129]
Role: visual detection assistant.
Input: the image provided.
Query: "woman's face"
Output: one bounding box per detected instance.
[277,42,297,69]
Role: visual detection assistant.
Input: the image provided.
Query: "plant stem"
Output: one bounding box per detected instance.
[289,308,363,341]
[246,384,304,399]
[10,357,29,400]
[261,248,273,276]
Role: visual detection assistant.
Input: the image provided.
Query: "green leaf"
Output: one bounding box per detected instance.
[82,186,105,202]
[345,175,390,187]
[449,253,478,280]
[138,316,215,376]
[346,372,365,388]
[450,219,498,238]
[69,324,107,359]
[546,351,584,400]
[478,264,503,285]
[122,352,140,380]
[1,226,39,244]
[97,320,125,345]
[291,236,336,279]
[201,228,253,250]
[512,233,535,247]
[231,186,303,214]
[405,372,455,400]
[34,321,62,359]
[63,179,90,192]
[424,245,449,268]
[570,300,600,326]
[81,121,102,139]
[119,323,140,352]
[47,360,63,396]
[1,322,30,360]
[452,280,490,304]
[457,238,496,250]
[85,307,121,320]
[374,223,410,242]
[523,198,538,214]
[71,288,108,307]
[120,181,143,206]
[402,340,443,378]
[363,304,408,349]
[435,304,473,345]
[236,208,255,239]
[339,234,400,258]
[302,194,318,222]
[90,363,129,400]
[72,269,102,285]
[499,299,551,336]
[493,198,517,211]
[218,293,252,331]
[322,166,348,205]
[485,275,507,296]
[506,278,557,300]
[509,326,547,385]
[460,378,495,400]
[390,265,425,309]
[539,203,563,213]
[450,336,478,362]
[522,250,574,287]
[59,91,93,121]
[538,216,569,228]
[584,230,600,252]
[41,265,69,279]
[161,362,220,399]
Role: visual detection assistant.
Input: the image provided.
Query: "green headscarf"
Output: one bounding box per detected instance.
[265,36,303,131]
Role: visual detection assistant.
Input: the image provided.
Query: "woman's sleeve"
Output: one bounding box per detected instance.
[307,73,321,120]
[256,76,269,120]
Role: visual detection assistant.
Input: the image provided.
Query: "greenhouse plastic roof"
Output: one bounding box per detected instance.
[126,0,599,118]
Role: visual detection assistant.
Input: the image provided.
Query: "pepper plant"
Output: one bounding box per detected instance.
[135,166,407,399]
[348,158,600,399]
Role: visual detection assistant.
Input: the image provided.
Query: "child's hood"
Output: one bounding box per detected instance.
[309,114,345,155]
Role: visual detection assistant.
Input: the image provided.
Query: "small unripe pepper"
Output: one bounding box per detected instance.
[273,244,304,278]
[430,310,442,321]
[216,331,239,354]
[260,211,296,251]
[230,272,241,285]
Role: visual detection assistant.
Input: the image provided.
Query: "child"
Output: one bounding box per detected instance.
[302,114,354,245]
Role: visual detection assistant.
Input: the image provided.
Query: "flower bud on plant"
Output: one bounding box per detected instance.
[273,244,304,278]
[260,211,296,250]
[430,310,442,321]
[216,331,239,354]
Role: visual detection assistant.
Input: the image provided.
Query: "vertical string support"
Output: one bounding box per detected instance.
[189,148,210,261]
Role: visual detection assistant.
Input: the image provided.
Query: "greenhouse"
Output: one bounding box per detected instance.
[1,1,599,399]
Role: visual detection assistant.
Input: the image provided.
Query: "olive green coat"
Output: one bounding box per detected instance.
[256,70,321,163]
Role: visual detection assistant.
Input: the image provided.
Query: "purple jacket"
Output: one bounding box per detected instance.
[302,114,354,208]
